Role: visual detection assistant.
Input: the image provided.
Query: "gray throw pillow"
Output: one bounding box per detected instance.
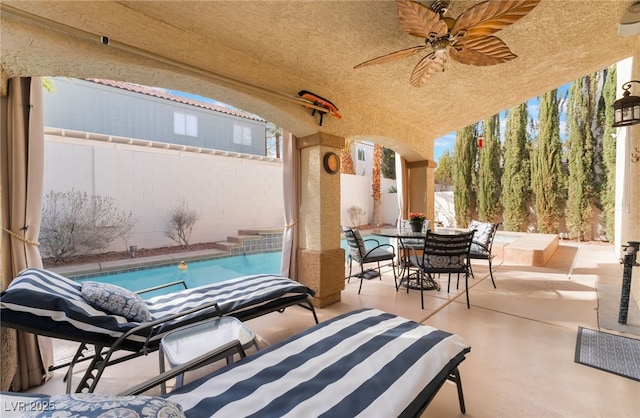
[81,281,152,322]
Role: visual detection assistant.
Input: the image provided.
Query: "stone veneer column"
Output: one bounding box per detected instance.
[297,133,345,307]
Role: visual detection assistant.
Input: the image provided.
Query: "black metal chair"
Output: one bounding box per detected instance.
[407,230,475,309]
[467,221,501,289]
[342,226,397,294]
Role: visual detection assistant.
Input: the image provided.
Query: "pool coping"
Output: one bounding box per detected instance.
[49,249,282,279]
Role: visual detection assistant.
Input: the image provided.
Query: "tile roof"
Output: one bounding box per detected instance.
[85,78,265,123]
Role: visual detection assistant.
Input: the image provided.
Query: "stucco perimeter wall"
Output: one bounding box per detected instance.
[42,132,401,254]
[340,174,398,227]
[43,133,285,252]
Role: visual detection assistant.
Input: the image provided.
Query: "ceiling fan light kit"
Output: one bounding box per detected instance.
[354,0,541,87]
[619,1,640,36]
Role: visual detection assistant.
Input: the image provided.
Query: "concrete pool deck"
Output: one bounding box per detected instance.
[32,239,640,418]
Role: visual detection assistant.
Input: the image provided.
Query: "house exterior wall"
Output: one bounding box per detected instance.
[43,78,267,156]
[352,141,374,177]
[614,55,640,308]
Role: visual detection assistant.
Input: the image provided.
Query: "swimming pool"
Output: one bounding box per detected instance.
[76,236,389,298]
[76,251,282,298]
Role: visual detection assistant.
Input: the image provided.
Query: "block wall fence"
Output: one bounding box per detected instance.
[42,130,400,253]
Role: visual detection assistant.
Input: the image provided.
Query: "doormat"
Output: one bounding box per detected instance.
[574,327,640,381]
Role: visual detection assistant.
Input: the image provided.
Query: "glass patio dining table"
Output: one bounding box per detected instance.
[372,228,464,291]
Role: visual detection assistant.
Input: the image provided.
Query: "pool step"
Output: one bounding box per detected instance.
[212,241,239,252]
[213,235,263,254]
[213,230,284,255]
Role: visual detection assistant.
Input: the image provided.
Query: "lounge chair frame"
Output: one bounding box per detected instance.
[1,268,317,393]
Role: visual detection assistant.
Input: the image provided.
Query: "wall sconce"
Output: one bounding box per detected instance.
[613,80,640,127]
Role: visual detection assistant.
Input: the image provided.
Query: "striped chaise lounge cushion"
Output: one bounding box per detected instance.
[0,268,316,351]
[1,309,471,417]
[166,308,471,417]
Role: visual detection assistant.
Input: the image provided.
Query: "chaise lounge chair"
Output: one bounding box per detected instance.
[0,268,317,393]
[1,308,471,417]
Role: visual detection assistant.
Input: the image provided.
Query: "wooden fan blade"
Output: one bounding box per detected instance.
[450,36,517,66]
[354,46,427,69]
[397,0,448,39]
[410,51,447,87]
[451,0,541,39]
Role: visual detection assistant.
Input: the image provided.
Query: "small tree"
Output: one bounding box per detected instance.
[165,201,199,248]
[40,190,136,263]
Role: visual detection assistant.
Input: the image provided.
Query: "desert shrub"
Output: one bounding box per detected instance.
[347,205,366,227]
[165,201,199,249]
[40,190,137,263]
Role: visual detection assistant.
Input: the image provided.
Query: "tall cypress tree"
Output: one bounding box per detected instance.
[501,103,531,231]
[453,124,478,227]
[566,76,595,240]
[434,150,453,188]
[478,114,502,221]
[601,66,617,241]
[531,89,563,233]
[381,147,396,179]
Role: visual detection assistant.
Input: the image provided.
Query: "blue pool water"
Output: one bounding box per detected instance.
[77,236,389,298]
[77,251,282,298]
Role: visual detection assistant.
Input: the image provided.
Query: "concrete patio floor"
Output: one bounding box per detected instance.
[30,240,640,417]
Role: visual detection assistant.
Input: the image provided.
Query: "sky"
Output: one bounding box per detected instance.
[433,83,571,162]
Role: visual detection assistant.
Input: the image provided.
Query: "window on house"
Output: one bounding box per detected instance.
[173,112,198,137]
[357,147,366,161]
[233,125,252,146]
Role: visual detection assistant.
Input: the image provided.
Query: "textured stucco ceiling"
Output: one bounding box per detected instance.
[1,1,639,161]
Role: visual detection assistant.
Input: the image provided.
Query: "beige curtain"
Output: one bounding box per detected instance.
[280,130,300,280]
[0,77,53,391]
[395,153,409,224]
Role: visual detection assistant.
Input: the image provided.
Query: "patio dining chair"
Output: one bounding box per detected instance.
[342,226,397,294]
[407,230,475,309]
[467,220,501,289]
[399,219,430,250]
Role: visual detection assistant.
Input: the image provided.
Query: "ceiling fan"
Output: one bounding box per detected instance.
[354,0,541,87]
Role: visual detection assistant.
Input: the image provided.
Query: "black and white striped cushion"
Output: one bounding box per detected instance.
[167,308,470,418]
[1,269,315,351]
